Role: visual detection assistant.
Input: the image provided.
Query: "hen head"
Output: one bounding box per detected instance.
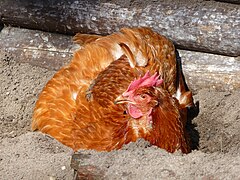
[115,72,163,120]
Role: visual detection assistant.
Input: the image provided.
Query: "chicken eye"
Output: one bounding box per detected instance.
[140,94,146,99]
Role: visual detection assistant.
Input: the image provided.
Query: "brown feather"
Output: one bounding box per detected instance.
[73,33,102,46]
[145,88,191,153]
[32,27,194,153]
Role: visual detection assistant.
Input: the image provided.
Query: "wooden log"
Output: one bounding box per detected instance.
[0,27,239,92]
[0,27,78,70]
[179,50,240,92]
[71,153,105,180]
[215,0,240,4]
[0,0,239,57]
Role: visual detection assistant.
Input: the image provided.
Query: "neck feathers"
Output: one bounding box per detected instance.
[146,89,191,153]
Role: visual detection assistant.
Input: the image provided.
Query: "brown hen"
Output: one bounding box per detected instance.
[32,27,194,153]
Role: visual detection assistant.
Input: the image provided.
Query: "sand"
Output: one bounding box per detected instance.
[0,51,240,179]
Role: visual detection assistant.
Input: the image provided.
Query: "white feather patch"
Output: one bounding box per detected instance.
[72,92,78,100]
[174,87,181,101]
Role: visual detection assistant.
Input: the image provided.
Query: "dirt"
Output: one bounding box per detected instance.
[0,51,240,179]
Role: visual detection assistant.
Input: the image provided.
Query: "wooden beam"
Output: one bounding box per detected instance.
[0,0,239,56]
[0,27,239,92]
[0,27,77,70]
[71,153,105,180]
[179,50,240,92]
[215,0,240,4]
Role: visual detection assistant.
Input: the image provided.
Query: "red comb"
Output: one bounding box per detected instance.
[123,71,163,97]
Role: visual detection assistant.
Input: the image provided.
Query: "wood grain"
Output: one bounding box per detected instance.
[0,27,78,70]
[0,0,239,56]
[0,27,239,91]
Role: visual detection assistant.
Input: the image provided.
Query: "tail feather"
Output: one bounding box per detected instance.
[175,50,194,108]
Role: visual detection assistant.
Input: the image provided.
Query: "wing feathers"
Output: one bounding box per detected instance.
[32,27,192,152]
[73,33,102,46]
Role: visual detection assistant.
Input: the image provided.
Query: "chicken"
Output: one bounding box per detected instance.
[32,27,194,153]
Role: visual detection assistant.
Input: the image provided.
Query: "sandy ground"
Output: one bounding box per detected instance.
[0,53,240,179]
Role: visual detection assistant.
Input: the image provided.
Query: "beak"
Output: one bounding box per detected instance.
[114,95,135,104]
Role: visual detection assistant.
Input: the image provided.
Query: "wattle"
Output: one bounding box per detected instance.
[128,104,143,119]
